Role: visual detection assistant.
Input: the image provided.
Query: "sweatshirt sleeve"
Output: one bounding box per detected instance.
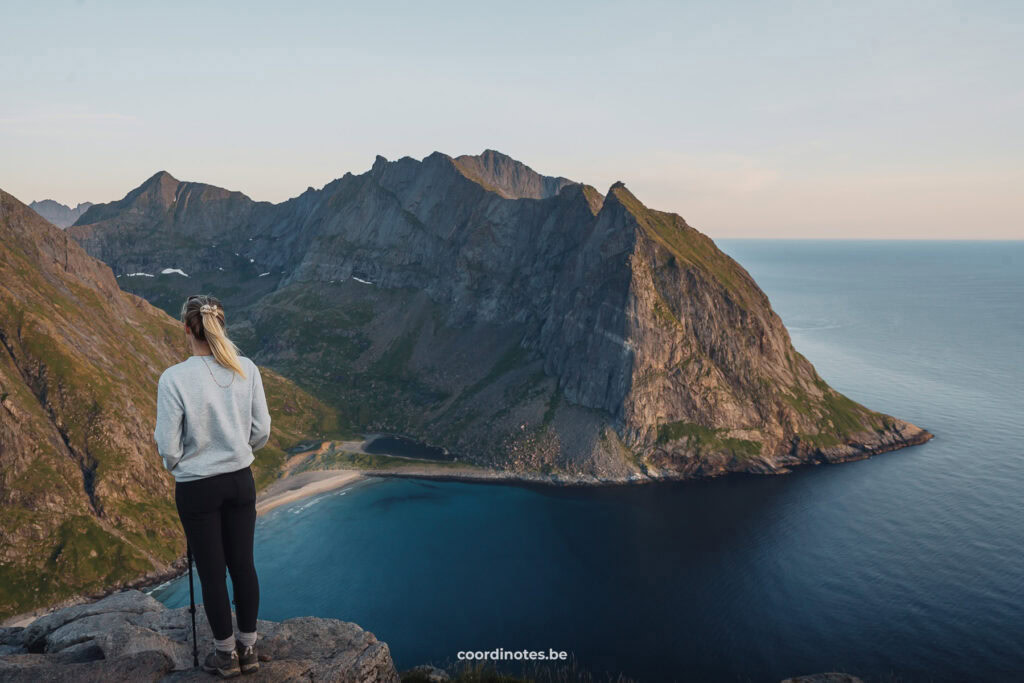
[154,373,185,472]
[249,363,271,451]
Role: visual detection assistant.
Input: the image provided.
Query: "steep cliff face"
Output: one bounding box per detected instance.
[67,151,931,480]
[0,189,337,620]
[545,182,930,477]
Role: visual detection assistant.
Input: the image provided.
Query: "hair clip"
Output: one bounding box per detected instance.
[200,304,219,314]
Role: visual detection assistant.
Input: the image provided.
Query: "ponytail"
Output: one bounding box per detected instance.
[180,294,247,378]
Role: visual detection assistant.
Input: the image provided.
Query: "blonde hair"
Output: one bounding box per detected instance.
[180,294,247,378]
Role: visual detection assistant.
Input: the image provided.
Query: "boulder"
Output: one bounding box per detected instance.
[45,612,148,653]
[252,616,398,682]
[19,590,163,653]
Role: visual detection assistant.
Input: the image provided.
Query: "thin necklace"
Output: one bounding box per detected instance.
[199,355,234,388]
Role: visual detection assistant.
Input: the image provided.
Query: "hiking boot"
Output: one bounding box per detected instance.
[202,647,241,678]
[236,641,260,674]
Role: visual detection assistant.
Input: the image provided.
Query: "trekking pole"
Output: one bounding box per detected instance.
[187,539,199,667]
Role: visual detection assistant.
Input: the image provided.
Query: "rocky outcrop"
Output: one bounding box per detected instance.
[0,588,860,682]
[0,188,337,620]
[451,149,576,199]
[0,589,399,681]
[65,150,932,482]
[28,200,93,229]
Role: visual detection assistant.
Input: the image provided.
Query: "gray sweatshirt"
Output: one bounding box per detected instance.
[154,354,271,482]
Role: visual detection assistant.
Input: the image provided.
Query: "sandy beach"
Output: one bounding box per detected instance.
[0,442,605,629]
[255,469,364,516]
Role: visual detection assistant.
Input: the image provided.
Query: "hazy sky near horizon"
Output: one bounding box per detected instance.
[2,0,1021,238]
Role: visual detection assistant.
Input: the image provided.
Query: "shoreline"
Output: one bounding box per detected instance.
[0,464,638,628]
[254,469,364,517]
[1,427,933,628]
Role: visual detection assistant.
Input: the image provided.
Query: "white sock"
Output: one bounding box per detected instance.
[237,630,257,647]
[214,633,236,652]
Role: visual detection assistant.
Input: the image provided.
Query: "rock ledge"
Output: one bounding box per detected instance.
[0,589,399,682]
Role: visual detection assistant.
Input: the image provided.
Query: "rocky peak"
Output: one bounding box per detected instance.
[28,200,94,229]
[370,154,389,174]
[72,171,181,228]
[604,181,641,209]
[142,170,178,187]
[128,170,181,208]
[73,170,258,234]
[452,149,578,199]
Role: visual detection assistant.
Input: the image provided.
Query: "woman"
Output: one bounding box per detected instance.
[154,294,271,678]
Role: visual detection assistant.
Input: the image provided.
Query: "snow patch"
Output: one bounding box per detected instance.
[161,268,189,277]
[259,272,270,277]
[126,272,154,278]
[352,276,373,285]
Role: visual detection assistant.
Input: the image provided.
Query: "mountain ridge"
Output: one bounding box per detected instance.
[28,200,94,229]
[452,148,579,199]
[65,149,933,481]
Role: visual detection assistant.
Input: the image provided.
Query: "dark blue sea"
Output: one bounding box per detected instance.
[152,240,1024,682]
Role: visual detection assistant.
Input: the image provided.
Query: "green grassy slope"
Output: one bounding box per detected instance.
[0,188,337,620]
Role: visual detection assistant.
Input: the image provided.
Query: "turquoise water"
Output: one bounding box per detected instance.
[153,240,1024,681]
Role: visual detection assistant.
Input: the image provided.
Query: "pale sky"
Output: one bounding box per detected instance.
[1,0,1021,238]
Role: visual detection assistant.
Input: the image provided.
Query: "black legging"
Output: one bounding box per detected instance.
[174,465,260,640]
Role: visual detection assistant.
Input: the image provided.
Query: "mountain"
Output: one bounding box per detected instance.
[0,188,337,620]
[452,149,577,199]
[67,150,932,481]
[28,200,94,229]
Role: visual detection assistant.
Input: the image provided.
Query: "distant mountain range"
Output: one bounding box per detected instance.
[0,189,336,620]
[28,199,94,229]
[67,149,932,480]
